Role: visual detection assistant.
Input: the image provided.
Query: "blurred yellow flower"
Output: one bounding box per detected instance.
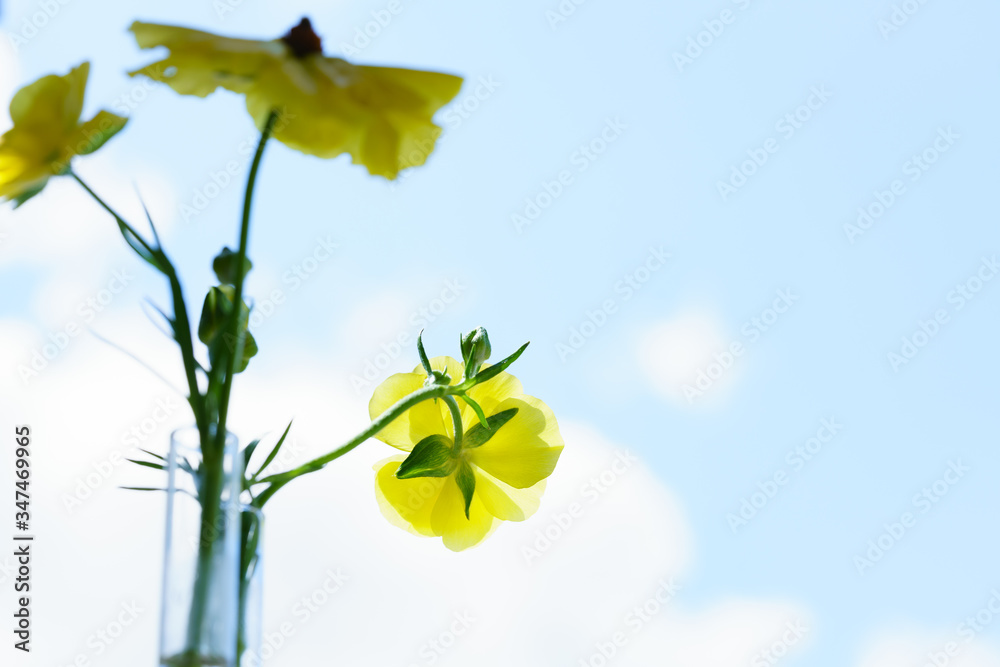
[370,357,564,551]
[0,62,127,207]
[128,18,463,179]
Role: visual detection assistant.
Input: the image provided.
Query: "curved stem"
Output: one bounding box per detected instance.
[214,111,279,451]
[442,395,463,454]
[252,384,451,507]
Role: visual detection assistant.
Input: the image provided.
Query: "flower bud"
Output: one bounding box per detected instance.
[460,327,491,380]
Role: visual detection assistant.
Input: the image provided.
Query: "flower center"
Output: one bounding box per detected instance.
[281,18,323,58]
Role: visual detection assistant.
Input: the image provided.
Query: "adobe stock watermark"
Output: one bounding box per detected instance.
[886,255,997,372]
[545,0,591,30]
[178,112,295,223]
[511,117,627,234]
[672,0,761,73]
[6,0,74,51]
[522,449,638,565]
[389,75,501,191]
[683,288,798,402]
[919,589,1000,667]
[335,0,408,56]
[717,86,832,202]
[750,620,810,667]
[556,246,671,362]
[728,417,844,533]
[213,0,253,20]
[843,126,959,244]
[241,568,349,666]
[62,396,182,513]
[247,236,339,333]
[853,459,969,575]
[405,611,476,667]
[57,601,145,667]
[17,269,134,385]
[348,278,467,394]
[577,577,682,667]
[878,0,933,40]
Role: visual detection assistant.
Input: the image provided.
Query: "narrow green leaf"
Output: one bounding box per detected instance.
[463,407,518,449]
[138,448,166,461]
[455,461,475,519]
[396,434,456,479]
[242,439,261,472]
[468,342,529,387]
[127,458,165,471]
[460,394,490,429]
[119,486,166,492]
[134,185,163,249]
[253,421,293,479]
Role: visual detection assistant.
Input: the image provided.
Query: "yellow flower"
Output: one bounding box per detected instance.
[0,62,127,206]
[370,357,564,551]
[128,18,463,180]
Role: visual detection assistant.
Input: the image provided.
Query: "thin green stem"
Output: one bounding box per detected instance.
[442,395,464,454]
[70,171,207,437]
[252,384,451,507]
[214,111,278,452]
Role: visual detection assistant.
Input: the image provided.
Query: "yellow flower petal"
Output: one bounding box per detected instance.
[66,110,128,157]
[9,62,87,136]
[128,22,282,98]
[474,467,545,522]
[373,457,446,537]
[128,20,463,179]
[369,352,562,549]
[368,372,448,451]
[0,62,123,205]
[0,143,49,201]
[469,396,563,489]
[430,474,497,552]
[464,367,524,420]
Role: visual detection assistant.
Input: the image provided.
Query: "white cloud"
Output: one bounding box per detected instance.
[857,630,1000,667]
[2,307,815,665]
[637,310,741,409]
[0,38,18,106]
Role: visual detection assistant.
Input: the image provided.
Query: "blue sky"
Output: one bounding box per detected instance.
[2,0,999,665]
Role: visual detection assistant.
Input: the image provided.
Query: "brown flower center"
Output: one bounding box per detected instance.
[281,18,323,58]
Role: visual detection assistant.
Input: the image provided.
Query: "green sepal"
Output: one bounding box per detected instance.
[11,182,46,208]
[455,461,476,519]
[417,329,434,376]
[213,247,252,285]
[396,434,457,479]
[460,394,490,429]
[76,111,128,156]
[463,407,518,449]
[462,342,529,390]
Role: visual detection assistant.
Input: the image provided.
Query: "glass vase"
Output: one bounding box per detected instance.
[237,505,264,667]
[160,427,243,667]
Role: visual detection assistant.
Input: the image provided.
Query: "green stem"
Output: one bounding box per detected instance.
[70,171,207,439]
[442,395,464,454]
[214,110,278,452]
[252,384,451,507]
[184,448,224,655]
